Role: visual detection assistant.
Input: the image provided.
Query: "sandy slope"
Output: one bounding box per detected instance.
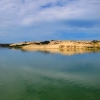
[10,40,100,49]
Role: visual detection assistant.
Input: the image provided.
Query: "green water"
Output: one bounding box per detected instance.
[0,48,100,100]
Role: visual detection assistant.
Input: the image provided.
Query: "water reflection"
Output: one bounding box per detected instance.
[0,48,100,100]
[21,48,100,55]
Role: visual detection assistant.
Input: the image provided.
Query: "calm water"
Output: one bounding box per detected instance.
[0,48,100,100]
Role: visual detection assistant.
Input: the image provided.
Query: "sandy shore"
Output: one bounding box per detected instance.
[8,40,100,55]
[10,40,100,49]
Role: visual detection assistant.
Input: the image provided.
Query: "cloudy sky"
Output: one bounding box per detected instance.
[0,0,100,43]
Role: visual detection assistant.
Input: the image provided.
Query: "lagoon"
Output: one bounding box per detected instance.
[0,48,100,100]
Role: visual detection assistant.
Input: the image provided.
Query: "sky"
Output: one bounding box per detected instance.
[0,0,100,43]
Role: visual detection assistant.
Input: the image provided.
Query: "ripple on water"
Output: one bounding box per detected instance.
[0,48,100,100]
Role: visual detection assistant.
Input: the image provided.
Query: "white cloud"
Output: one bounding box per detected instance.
[0,0,100,26]
[0,0,100,42]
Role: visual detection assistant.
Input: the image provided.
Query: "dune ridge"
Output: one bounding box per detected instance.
[10,40,100,49]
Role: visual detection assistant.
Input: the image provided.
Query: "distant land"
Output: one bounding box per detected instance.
[0,40,100,49]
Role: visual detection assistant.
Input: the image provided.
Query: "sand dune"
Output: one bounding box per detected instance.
[10,40,100,50]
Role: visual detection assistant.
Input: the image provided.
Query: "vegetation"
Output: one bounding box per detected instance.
[91,40,98,43]
[40,41,50,44]
[0,44,10,47]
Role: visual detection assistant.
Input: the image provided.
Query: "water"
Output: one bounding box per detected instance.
[0,48,100,100]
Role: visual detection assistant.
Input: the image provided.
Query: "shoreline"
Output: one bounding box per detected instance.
[0,40,100,49]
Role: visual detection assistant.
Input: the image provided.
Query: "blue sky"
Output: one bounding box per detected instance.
[0,0,100,43]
